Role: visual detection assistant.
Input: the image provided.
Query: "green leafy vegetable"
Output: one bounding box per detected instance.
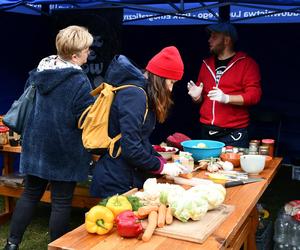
[127,196,142,211]
[159,191,168,205]
[98,197,109,206]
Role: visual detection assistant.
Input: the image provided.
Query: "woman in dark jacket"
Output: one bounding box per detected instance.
[90,46,187,198]
[4,26,94,250]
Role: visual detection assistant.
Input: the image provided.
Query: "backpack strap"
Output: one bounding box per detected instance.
[140,88,148,124]
[90,82,108,97]
[109,134,122,158]
[78,105,92,129]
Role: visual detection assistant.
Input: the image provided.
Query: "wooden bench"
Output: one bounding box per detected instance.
[0,144,100,224]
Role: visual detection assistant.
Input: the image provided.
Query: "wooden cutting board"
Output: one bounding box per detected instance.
[142,204,234,244]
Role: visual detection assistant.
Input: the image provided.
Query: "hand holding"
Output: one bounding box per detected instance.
[207,87,230,103]
[187,81,203,101]
[161,162,188,177]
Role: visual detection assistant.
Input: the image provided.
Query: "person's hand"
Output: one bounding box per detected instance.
[187,81,203,101]
[207,87,230,103]
[160,162,188,176]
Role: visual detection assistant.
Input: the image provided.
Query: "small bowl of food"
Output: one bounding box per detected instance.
[153,145,178,160]
[240,155,266,175]
[264,155,272,167]
[220,153,241,167]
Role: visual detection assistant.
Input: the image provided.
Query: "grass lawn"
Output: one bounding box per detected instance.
[0,197,88,249]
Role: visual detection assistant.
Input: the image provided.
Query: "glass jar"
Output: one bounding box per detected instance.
[259,146,269,155]
[238,147,249,155]
[0,126,9,145]
[225,145,234,153]
[250,139,261,147]
[8,129,21,146]
[249,142,258,154]
[262,139,275,157]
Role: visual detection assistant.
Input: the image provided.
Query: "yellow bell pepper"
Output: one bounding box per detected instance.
[85,205,114,235]
[106,195,132,217]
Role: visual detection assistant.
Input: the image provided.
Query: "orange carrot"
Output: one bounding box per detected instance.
[142,211,158,242]
[133,211,147,220]
[179,173,193,179]
[138,205,159,217]
[157,204,167,228]
[165,206,173,225]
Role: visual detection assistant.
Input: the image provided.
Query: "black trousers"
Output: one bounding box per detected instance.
[200,123,249,148]
[8,175,76,244]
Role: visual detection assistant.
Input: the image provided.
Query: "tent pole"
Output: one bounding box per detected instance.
[41,4,50,15]
[219,0,230,22]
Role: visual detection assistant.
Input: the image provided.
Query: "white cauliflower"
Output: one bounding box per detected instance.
[134,178,185,206]
[187,183,226,210]
[133,178,226,222]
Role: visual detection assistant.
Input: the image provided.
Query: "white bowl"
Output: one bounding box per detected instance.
[155,146,178,160]
[240,155,266,175]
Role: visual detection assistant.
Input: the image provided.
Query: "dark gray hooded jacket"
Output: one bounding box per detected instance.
[20,58,94,182]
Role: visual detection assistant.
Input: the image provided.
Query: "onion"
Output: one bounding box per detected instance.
[222,161,234,171]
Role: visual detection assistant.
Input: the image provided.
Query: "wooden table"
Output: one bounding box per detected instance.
[48,157,282,250]
[0,144,100,224]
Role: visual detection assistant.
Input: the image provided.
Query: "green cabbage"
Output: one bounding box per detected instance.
[170,193,209,222]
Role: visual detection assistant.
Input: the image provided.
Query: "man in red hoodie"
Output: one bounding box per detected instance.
[188,22,261,147]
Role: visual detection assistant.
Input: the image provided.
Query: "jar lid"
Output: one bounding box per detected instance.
[225,145,233,149]
[262,139,275,144]
[0,126,9,133]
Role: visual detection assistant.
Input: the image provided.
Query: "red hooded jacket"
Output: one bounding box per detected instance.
[197,51,262,129]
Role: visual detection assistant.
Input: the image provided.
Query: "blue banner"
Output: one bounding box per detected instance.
[230,4,300,24]
[123,3,300,25]
[1,1,300,24]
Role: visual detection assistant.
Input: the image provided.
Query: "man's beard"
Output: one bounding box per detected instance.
[210,42,225,56]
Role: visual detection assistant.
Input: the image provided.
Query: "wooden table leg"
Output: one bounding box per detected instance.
[0,196,13,224]
[0,209,12,224]
[0,151,16,224]
[226,206,259,250]
[245,207,259,250]
[3,152,15,175]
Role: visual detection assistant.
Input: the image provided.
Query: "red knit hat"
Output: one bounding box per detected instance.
[146,46,184,80]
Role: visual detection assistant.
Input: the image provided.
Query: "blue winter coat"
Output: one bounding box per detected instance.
[20,67,94,182]
[90,55,161,198]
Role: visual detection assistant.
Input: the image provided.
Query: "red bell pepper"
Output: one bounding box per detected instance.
[115,210,143,238]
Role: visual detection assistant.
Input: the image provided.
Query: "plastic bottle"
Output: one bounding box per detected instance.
[274,243,291,250]
[289,219,300,246]
[273,243,282,250]
[274,213,292,244]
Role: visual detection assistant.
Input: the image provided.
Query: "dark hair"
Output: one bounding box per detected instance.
[147,72,173,123]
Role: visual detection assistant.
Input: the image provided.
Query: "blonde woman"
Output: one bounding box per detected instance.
[4,26,94,250]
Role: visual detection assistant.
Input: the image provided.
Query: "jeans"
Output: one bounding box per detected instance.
[8,175,76,244]
[200,124,249,148]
